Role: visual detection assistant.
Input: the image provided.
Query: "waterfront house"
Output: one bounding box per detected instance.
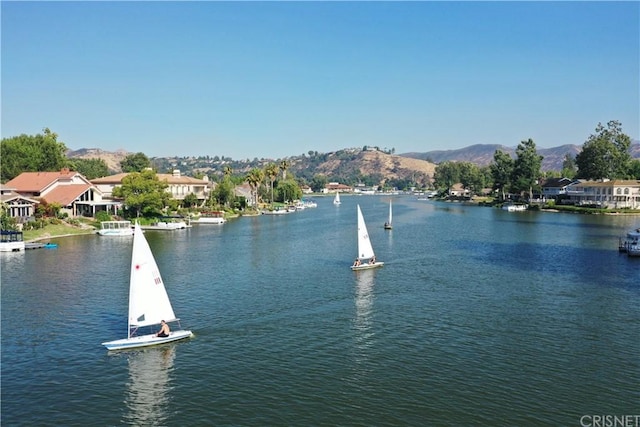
[323,182,353,194]
[91,169,212,205]
[564,180,640,209]
[540,177,576,201]
[448,183,470,198]
[5,169,114,218]
[233,183,255,207]
[0,184,39,223]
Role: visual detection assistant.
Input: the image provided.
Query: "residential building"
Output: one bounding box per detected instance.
[233,183,255,207]
[541,177,576,200]
[0,184,39,222]
[323,182,353,194]
[91,169,212,204]
[564,180,640,209]
[4,169,113,218]
[448,183,470,198]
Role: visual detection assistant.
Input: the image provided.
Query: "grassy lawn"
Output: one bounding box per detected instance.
[23,221,97,242]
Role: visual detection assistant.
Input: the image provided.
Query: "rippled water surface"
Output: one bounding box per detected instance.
[2,197,639,426]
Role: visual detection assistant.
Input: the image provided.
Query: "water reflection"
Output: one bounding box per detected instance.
[353,269,376,359]
[123,345,175,426]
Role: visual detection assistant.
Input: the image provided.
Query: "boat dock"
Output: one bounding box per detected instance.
[25,242,58,250]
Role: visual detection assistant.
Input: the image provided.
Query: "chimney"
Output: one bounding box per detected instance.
[173,169,181,177]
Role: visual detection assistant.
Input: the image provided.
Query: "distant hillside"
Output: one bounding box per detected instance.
[287,148,436,186]
[401,142,640,171]
[67,141,639,183]
[67,147,437,186]
[67,148,130,173]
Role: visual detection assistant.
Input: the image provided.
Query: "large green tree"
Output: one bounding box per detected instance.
[68,158,109,179]
[561,154,577,179]
[433,161,460,194]
[120,152,152,173]
[575,121,632,180]
[1,128,68,182]
[511,138,543,201]
[112,169,170,218]
[458,162,485,196]
[629,159,640,180]
[310,175,328,193]
[491,150,514,201]
[212,176,236,208]
[275,179,302,203]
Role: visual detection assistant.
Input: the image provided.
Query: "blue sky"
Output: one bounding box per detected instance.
[2,1,638,160]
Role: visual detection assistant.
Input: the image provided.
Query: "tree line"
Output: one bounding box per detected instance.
[432,121,639,200]
[2,121,638,203]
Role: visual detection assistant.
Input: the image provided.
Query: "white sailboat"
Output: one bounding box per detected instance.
[333,192,341,205]
[102,223,193,350]
[351,205,384,270]
[384,200,393,230]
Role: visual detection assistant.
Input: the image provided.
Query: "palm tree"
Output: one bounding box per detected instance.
[246,168,264,208]
[279,159,289,180]
[265,163,279,204]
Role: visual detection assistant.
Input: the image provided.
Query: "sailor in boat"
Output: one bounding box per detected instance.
[156,320,170,337]
[370,256,376,264]
[353,258,361,267]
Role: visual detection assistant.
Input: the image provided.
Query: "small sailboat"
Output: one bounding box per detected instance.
[102,223,193,350]
[384,200,393,230]
[351,205,384,271]
[333,192,341,205]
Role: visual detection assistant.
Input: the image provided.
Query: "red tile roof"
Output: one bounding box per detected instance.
[42,184,93,207]
[5,170,84,193]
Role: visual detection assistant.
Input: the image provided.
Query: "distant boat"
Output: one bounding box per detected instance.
[619,228,640,256]
[334,192,341,205]
[384,200,393,230]
[142,220,189,231]
[302,199,317,208]
[261,207,290,215]
[97,221,134,236]
[351,205,384,271]
[193,211,226,224]
[502,203,527,212]
[102,223,193,351]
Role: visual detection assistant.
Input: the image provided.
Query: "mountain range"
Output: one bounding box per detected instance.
[68,141,640,182]
[402,142,640,171]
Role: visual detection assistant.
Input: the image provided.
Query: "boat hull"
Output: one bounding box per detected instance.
[194,217,226,224]
[97,229,134,236]
[0,241,25,252]
[351,262,384,271]
[627,245,640,257]
[102,330,193,351]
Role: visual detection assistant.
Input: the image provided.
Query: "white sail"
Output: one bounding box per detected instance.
[388,201,392,224]
[102,222,193,350]
[129,223,177,333]
[334,192,341,205]
[356,205,375,260]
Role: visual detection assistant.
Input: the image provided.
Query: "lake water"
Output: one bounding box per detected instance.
[1,196,639,426]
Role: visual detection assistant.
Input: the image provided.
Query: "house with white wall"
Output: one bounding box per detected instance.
[564,180,640,209]
[5,169,112,217]
[91,169,212,205]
